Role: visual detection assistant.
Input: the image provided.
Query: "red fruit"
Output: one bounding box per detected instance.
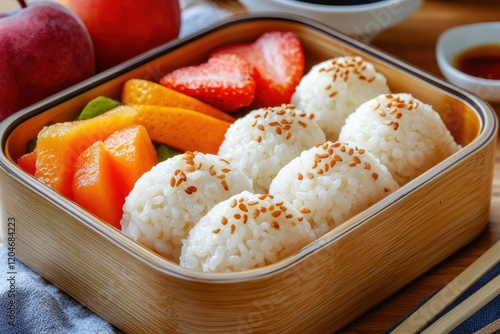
[160,53,256,112]
[211,31,305,108]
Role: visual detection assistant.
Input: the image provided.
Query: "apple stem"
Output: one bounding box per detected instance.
[18,0,28,8]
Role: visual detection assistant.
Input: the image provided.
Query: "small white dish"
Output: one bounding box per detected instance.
[238,0,422,41]
[436,22,500,103]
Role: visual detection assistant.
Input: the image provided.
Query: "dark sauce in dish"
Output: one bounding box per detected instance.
[454,44,500,80]
[292,0,386,5]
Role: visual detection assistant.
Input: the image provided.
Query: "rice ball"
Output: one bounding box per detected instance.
[180,191,316,273]
[291,56,390,141]
[338,93,461,186]
[269,141,399,237]
[217,104,326,193]
[121,151,254,262]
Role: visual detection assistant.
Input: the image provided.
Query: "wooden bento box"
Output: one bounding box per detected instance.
[0,14,497,333]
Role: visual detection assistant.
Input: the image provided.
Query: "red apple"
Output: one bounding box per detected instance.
[0,0,95,121]
[57,0,181,72]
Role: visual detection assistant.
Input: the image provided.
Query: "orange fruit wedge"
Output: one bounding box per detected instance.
[34,106,138,199]
[131,104,231,154]
[17,150,37,175]
[104,125,158,197]
[121,79,236,123]
[73,141,124,229]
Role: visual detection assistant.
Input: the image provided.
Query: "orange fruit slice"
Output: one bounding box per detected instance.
[17,150,37,175]
[104,125,158,197]
[131,104,231,154]
[121,79,235,123]
[73,141,124,229]
[35,106,138,199]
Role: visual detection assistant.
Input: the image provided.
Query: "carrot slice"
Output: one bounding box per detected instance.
[131,104,231,155]
[73,141,124,229]
[17,150,37,175]
[104,125,158,197]
[34,106,138,199]
[121,79,236,123]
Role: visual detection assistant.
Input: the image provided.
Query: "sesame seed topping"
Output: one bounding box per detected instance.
[372,173,379,180]
[300,206,311,214]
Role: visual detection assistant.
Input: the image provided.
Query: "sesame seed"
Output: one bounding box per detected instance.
[239,203,248,212]
[364,162,371,170]
[221,180,229,191]
[272,210,281,218]
[253,209,260,219]
[184,186,197,194]
[212,228,220,234]
[169,177,175,187]
[230,198,237,208]
[307,172,315,179]
[221,216,228,225]
[300,206,311,214]
[231,224,236,234]
[271,221,280,229]
[372,173,379,180]
[234,213,241,219]
[298,173,304,180]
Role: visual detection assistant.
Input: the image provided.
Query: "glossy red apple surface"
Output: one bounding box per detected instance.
[57,0,181,72]
[0,1,95,121]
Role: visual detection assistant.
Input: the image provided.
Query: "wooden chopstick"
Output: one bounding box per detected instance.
[422,273,500,333]
[391,241,500,334]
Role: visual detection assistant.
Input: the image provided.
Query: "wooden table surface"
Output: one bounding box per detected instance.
[216,0,500,332]
[1,0,498,332]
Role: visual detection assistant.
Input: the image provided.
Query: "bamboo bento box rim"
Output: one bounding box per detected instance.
[0,14,497,283]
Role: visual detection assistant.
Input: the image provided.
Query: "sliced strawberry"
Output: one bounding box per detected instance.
[159,53,256,112]
[211,31,305,108]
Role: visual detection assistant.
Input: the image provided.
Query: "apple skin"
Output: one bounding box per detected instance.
[0,1,95,121]
[57,0,181,72]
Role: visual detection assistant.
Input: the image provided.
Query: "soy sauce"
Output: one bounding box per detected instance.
[454,44,500,80]
[293,0,385,5]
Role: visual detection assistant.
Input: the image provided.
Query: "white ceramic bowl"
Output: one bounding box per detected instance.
[238,0,422,41]
[436,22,500,103]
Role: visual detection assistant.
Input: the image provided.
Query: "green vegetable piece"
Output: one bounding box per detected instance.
[156,144,181,162]
[77,96,121,120]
